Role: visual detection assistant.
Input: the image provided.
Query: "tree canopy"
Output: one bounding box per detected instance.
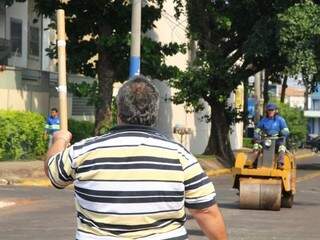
[278,1,320,93]
[170,0,320,165]
[32,0,184,134]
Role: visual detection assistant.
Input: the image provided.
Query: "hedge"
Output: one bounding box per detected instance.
[0,110,47,160]
[68,119,95,143]
[0,110,103,160]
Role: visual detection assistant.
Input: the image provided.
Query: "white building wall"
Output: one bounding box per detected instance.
[42,17,56,72]
[6,1,28,68]
[285,96,304,109]
[227,83,244,150]
[150,0,189,70]
[4,0,52,71]
[148,0,216,154]
[27,0,41,70]
[308,97,312,110]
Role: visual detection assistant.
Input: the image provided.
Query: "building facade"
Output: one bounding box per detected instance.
[304,88,320,137]
[0,0,243,154]
[0,0,95,120]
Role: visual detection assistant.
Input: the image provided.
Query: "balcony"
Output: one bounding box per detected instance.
[304,110,320,118]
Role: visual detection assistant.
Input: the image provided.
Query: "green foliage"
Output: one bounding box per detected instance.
[0,110,47,160]
[68,119,94,143]
[96,96,118,135]
[275,100,308,142]
[171,0,320,160]
[279,1,320,75]
[33,0,184,81]
[67,36,185,110]
[33,0,184,133]
[66,86,118,135]
[243,137,253,148]
[171,1,301,122]
[68,81,100,108]
[173,1,320,118]
[278,1,320,92]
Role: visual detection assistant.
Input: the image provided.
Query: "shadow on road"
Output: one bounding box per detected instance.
[296,163,320,170]
[219,202,239,209]
[187,229,205,237]
[293,201,320,207]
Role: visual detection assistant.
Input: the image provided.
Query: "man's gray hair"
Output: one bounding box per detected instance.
[116,75,160,126]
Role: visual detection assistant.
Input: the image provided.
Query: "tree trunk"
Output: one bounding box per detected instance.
[263,70,269,109]
[304,86,309,111]
[204,101,234,167]
[243,78,249,130]
[280,75,288,103]
[95,26,114,135]
[302,74,309,111]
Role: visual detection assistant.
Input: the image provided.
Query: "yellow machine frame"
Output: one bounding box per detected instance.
[232,151,296,210]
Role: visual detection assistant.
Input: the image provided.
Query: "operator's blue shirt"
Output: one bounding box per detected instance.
[255,115,289,137]
[45,116,60,135]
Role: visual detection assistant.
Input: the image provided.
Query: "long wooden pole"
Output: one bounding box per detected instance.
[56,9,68,130]
[129,0,141,78]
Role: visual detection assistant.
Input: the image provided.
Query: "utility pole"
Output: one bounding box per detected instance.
[56,9,68,130]
[129,0,141,78]
[254,71,261,123]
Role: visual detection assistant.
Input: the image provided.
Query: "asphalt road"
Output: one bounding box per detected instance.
[0,155,320,240]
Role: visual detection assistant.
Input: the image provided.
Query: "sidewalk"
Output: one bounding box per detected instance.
[0,160,48,186]
[0,149,315,187]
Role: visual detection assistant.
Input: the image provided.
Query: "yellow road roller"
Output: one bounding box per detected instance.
[232,136,296,211]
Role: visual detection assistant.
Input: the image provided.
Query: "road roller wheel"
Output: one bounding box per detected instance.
[239,178,282,211]
[281,192,294,208]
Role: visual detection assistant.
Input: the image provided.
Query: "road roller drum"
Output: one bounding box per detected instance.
[239,178,282,210]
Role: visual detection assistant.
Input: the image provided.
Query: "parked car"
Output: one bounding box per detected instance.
[306,136,320,152]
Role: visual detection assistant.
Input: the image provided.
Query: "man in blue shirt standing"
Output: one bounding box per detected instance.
[45,108,60,148]
[253,103,290,169]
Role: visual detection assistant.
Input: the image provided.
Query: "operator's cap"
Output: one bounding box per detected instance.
[266,103,277,110]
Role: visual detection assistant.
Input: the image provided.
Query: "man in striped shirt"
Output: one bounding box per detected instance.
[45,76,227,240]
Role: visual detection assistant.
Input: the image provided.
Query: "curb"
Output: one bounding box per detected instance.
[0,178,51,187]
[0,151,315,187]
[206,168,232,177]
[295,152,315,161]
[16,178,51,187]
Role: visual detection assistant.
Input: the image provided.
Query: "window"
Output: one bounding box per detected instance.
[0,3,5,15]
[10,18,22,56]
[29,26,39,57]
[312,99,320,111]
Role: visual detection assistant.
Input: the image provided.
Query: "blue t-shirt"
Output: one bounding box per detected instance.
[256,115,289,137]
[45,116,60,134]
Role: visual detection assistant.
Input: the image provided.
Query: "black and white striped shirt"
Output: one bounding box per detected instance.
[48,125,216,240]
